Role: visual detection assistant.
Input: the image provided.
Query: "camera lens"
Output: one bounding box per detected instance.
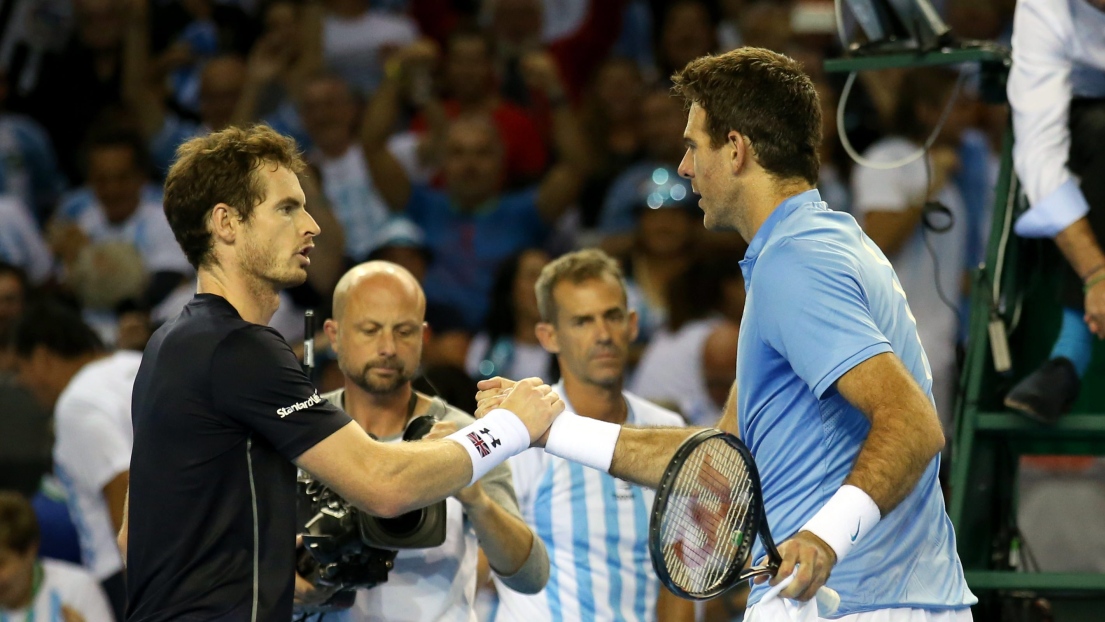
[374,509,425,537]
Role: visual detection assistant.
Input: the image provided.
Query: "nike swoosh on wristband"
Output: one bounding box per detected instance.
[850,520,861,542]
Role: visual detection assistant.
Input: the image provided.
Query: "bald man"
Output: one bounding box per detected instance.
[318,261,549,621]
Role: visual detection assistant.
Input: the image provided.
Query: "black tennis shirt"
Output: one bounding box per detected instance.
[126,294,351,621]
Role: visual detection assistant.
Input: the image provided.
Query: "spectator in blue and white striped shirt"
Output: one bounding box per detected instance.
[492,249,693,622]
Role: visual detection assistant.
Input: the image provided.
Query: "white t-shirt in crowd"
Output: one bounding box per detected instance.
[629,318,721,427]
[852,137,968,423]
[0,194,52,284]
[323,10,418,95]
[314,144,393,261]
[0,559,114,622]
[52,351,142,581]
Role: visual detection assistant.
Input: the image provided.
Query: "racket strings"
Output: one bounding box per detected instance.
[660,438,757,593]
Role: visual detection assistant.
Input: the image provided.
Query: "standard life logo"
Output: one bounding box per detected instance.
[277,391,323,418]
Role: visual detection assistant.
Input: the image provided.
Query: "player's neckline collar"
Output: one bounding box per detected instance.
[743,188,823,264]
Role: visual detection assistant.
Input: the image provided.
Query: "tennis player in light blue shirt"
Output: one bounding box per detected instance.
[476,47,976,621]
[736,188,976,616]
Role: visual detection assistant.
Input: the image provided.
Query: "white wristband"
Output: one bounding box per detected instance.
[447,408,530,485]
[543,411,622,473]
[799,485,881,563]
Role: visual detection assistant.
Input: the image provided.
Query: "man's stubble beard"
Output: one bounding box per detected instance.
[240,229,304,291]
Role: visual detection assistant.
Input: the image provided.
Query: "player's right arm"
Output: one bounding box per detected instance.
[297,379,562,518]
[213,327,562,518]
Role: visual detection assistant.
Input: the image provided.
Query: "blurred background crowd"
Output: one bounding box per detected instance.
[0,0,1031,619]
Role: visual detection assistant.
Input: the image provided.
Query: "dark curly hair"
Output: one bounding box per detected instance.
[163,124,306,269]
[671,47,821,185]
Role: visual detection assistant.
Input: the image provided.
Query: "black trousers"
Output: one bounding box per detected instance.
[1061,98,1105,309]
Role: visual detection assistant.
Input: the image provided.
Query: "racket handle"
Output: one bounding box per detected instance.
[815,586,840,617]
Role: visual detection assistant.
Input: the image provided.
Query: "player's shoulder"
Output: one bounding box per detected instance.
[759,229,848,276]
[214,321,294,361]
[156,298,287,364]
[624,391,686,427]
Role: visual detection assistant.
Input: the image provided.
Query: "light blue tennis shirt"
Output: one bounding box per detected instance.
[737,189,977,615]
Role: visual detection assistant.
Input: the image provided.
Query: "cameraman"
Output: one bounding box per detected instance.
[314,261,549,620]
[121,126,562,622]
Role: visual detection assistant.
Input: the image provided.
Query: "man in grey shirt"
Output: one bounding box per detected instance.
[316,261,549,621]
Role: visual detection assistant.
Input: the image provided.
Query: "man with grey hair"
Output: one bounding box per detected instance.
[319,261,549,621]
[491,248,693,622]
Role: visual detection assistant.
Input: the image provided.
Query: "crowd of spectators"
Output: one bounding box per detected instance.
[0,0,1043,620]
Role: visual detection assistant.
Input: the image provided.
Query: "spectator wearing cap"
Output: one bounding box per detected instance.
[367,217,433,283]
[614,167,702,344]
[597,88,688,234]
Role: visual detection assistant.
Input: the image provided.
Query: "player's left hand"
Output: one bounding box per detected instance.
[759,530,837,601]
[424,420,486,506]
[1084,278,1105,338]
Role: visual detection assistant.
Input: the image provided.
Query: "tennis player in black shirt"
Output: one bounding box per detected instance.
[120,125,564,622]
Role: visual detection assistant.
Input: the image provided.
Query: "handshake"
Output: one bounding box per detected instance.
[474,377,565,446]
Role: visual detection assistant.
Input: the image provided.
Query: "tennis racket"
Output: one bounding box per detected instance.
[649,429,840,615]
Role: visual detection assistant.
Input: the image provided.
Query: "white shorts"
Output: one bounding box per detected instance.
[745,600,973,622]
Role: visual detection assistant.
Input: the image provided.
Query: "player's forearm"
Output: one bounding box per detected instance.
[1055,217,1105,280]
[362,440,476,517]
[462,489,534,577]
[844,403,944,515]
[609,427,701,489]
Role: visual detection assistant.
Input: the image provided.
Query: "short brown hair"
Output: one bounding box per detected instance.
[535,249,627,324]
[0,491,39,554]
[671,47,821,185]
[164,125,306,269]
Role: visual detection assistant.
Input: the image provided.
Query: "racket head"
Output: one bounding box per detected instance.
[648,429,765,600]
